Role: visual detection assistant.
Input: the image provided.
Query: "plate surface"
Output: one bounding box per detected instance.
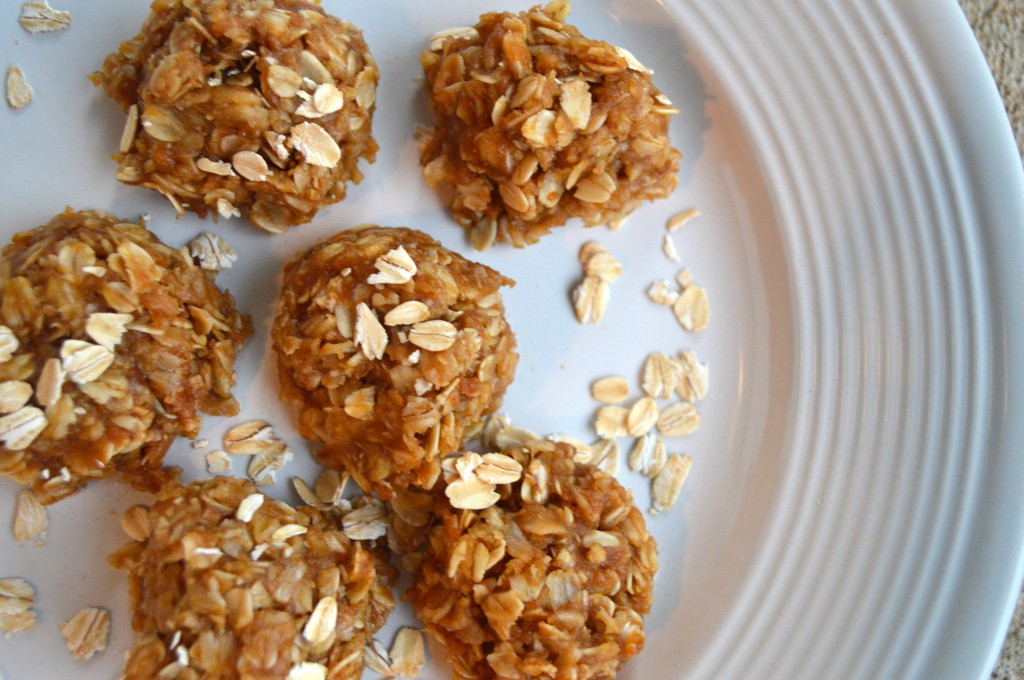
[1,1,1023,679]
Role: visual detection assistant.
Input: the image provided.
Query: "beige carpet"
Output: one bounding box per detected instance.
[963,0,1024,164]
[959,3,1024,678]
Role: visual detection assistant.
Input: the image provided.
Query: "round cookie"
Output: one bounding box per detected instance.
[110,477,395,680]
[408,440,658,679]
[419,0,681,248]
[272,226,517,498]
[0,209,251,503]
[92,0,379,233]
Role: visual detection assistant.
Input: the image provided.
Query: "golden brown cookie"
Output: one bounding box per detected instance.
[407,440,658,679]
[0,209,250,503]
[419,0,681,248]
[93,0,379,233]
[110,477,395,680]
[272,226,517,498]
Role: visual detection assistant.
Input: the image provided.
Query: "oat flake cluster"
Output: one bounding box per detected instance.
[419,0,681,248]
[272,226,518,498]
[92,0,380,233]
[109,477,396,680]
[0,209,250,503]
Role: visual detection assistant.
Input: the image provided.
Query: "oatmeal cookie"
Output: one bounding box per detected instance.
[272,226,517,498]
[419,0,681,248]
[92,0,379,233]
[0,209,251,503]
[110,477,395,680]
[408,440,658,679]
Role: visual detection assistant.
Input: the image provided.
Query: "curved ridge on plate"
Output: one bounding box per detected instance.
[667,1,1013,678]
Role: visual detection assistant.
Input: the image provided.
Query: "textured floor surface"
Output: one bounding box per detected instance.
[958,2,1024,678]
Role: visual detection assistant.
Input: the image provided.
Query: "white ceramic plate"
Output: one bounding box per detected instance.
[2,1,1023,678]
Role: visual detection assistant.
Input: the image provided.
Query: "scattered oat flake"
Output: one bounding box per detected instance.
[673,284,710,332]
[13,491,46,542]
[289,121,341,168]
[365,638,394,675]
[667,207,700,232]
[573,275,610,324]
[292,477,326,508]
[272,523,308,543]
[6,67,33,110]
[354,66,377,109]
[248,443,292,486]
[0,578,36,635]
[267,64,302,97]
[651,454,692,514]
[408,319,457,351]
[60,607,110,660]
[236,493,265,522]
[641,352,678,399]
[578,240,609,265]
[368,246,417,285]
[662,233,680,262]
[205,450,230,474]
[120,105,139,153]
[232,150,269,182]
[197,157,236,176]
[303,596,338,644]
[314,469,348,505]
[429,26,479,51]
[475,452,524,484]
[19,1,70,33]
[628,433,667,478]
[0,609,36,635]
[674,350,709,402]
[0,578,34,608]
[614,45,652,73]
[657,401,700,437]
[188,232,237,271]
[384,300,430,326]
[342,503,388,541]
[223,420,276,455]
[591,375,629,404]
[560,79,592,130]
[0,406,47,451]
[593,405,629,439]
[583,250,622,283]
[355,303,388,359]
[626,397,659,437]
[521,109,556,147]
[216,198,241,220]
[676,268,694,289]
[298,50,331,85]
[85,312,132,351]
[60,339,114,384]
[446,474,499,510]
[647,280,678,306]
[0,380,32,414]
[390,628,426,677]
[298,82,345,118]
[591,438,620,476]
